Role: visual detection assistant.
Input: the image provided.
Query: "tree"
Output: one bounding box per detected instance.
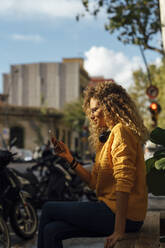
[62,98,86,132]
[78,0,164,55]
[128,58,165,129]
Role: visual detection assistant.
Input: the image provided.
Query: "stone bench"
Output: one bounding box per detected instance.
[63,211,160,248]
[114,211,160,248]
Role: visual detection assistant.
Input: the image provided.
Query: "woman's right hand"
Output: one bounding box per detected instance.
[51,138,73,163]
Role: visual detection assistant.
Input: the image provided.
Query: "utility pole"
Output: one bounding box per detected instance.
[159,0,165,53]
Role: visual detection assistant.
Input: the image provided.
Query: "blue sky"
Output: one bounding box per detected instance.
[0,0,162,92]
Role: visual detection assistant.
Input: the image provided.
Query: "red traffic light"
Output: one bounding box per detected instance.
[150,102,158,111]
[149,102,161,114]
[148,101,161,127]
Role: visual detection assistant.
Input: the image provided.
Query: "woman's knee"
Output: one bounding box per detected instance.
[41,201,57,220]
[41,201,67,222]
[42,201,52,212]
[41,202,50,216]
[44,222,65,240]
[42,201,56,214]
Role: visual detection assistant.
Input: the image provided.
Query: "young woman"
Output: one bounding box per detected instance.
[37,81,149,248]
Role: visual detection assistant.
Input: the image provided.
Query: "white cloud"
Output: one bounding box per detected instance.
[84,46,143,89]
[11,34,44,42]
[154,57,162,67]
[0,0,84,19]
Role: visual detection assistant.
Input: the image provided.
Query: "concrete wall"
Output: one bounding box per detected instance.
[27,64,41,107]
[44,63,61,109]
[64,62,80,105]
[2,60,89,110]
[22,65,29,106]
[11,65,21,105]
[3,74,11,102]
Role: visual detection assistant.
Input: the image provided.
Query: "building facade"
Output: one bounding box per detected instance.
[1,58,90,153]
[3,58,90,109]
[0,105,80,152]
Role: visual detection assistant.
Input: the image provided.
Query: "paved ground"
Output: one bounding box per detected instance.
[8,162,165,247]
[11,233,106,248]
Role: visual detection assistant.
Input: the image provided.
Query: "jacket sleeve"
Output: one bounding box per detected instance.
[88,155,98,190]
[111,125,138,193]
[87,162,98,190]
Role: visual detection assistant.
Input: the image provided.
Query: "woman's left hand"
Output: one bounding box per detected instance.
[104,232,125,248]
[51,138,73,163]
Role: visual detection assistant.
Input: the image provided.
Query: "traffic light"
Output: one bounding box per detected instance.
[149,101,161,127]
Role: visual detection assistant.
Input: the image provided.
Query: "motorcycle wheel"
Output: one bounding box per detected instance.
[0,216,10,248]
[9,200,38,240]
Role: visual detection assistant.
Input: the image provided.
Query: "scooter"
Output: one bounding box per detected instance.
[0,204,10,248]
[0,149,38,240]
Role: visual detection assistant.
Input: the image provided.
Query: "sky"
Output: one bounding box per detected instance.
[0,0,162,92]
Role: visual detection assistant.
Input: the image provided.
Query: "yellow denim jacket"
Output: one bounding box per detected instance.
[88,123,148,221]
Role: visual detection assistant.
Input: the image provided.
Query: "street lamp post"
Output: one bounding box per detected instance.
[159,0,165,53]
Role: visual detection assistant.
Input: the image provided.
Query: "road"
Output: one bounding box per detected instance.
[9,161,35,172]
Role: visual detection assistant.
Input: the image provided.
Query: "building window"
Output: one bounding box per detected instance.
[10,126,24,148]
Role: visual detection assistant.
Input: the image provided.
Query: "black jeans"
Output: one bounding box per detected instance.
[37,201,143,248]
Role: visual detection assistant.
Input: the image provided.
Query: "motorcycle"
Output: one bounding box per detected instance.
[46,155,96,202]
[0,205,10,248]
[0,149,38,240]
[13,154,59,208]
[14,153,96,209]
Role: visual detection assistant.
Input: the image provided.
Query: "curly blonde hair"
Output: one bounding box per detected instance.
[83,81,149,152]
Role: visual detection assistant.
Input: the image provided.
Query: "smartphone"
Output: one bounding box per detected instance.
[48,129,64,154]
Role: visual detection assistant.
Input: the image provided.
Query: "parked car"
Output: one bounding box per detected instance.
[11,147,33,162]
[144,140,156,160]
[144,140,162,160]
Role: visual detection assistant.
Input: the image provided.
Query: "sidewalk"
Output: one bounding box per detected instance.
[63,237,105,248]
[11,234,106,248]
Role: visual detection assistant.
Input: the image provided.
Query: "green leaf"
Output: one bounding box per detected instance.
[150,127,165,147]
[79,0,163,55]
[154,149,165,157]
[145,157,156,174]
[155,158,165,170]
[62,98,86,132]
